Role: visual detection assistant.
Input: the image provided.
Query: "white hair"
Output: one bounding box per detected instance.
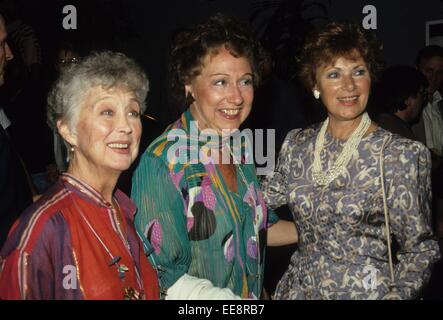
[47,51,149,132]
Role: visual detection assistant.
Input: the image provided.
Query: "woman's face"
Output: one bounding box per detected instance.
[186,46,254,133]
[61,86,142,176]
[314,55,371,123]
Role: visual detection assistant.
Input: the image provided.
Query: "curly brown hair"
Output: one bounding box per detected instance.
[298,22,382,91]
[169,13,264,108]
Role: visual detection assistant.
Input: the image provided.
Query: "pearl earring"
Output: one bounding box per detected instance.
[313,90,321,100]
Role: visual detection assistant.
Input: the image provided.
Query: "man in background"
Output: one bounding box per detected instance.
[0,12,33,248]
[0,12,13,131]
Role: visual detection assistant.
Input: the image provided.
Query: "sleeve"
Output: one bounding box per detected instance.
[422,105,436,150]
[132,153,192,291]
[260,129,300,210]
[383,142,441,300]
[0,214,83,300]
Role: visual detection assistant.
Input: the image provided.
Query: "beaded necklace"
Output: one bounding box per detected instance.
[312,112,371,186]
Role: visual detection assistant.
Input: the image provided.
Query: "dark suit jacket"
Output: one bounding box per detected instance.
[0,125,33,248]
[377,113,418,141]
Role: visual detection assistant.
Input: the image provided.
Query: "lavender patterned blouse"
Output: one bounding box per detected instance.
[261,125,440,300]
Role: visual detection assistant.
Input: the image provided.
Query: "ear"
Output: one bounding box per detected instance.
[57,120,77,148]
[404,97,413,109]
[185,84,193,98]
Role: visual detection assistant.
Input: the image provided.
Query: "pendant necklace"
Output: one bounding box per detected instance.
[65,184,144,300]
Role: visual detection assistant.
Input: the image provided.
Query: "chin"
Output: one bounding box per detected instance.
[222,124,241,132]
[337,108,365,120]
[221,119,244,130]
[108,160,133,172]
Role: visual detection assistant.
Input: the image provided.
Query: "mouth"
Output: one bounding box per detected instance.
[337,95,359,106]
[218,108,242,120]
[107,142,131,154]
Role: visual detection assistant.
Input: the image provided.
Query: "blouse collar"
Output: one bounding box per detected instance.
[179,109,252,165]
[60,173,136,217]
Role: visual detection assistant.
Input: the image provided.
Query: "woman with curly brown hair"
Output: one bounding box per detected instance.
[261,22,440,300]
[131,14,297,300]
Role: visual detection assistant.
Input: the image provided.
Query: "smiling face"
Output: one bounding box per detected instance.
[185,46,254,133]
[59,86,142,177]
[314,55,371,124]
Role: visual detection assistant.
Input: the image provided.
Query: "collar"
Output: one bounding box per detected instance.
[178,109,251,165]
[433,90,442,104]
[60,173,136,217]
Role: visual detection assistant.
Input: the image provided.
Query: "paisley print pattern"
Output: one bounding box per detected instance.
[262,125,440,300]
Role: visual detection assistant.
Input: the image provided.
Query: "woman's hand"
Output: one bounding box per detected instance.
[267,219,298,247]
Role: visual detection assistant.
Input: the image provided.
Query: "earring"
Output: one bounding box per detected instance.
[313,90,321,100]
[70,146,75,152]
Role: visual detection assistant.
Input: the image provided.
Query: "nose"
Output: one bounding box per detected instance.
[5,42,13,61]
[116,113,133,134]
[227,84,244,106]
[342,75,356,92]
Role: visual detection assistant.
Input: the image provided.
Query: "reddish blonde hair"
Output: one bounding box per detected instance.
[298,22,382,90]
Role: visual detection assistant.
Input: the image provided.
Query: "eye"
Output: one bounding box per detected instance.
[354,68,367,76]
[101,109,114,116]
[213,79,227,86]
[239,78,253,86]
[327,71,339,79]
[128,110,140,117]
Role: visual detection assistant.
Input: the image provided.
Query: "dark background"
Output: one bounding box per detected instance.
[1,0,443,296]
[2,0,443,125]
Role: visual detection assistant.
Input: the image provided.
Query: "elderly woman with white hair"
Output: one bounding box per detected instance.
[0,51,159,300]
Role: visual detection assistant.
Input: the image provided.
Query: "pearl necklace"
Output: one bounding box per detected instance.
[312,112,371,186]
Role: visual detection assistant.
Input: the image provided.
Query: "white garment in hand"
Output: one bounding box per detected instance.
[165,274,242,300]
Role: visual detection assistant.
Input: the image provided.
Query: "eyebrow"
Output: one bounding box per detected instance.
[92,96,113,108]
[209,73,253,77]
[328,65,366,71]
[92,96,140,108]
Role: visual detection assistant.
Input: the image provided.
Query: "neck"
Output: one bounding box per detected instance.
[68,159,119,204]
[327,114,365,140]
[394,110,409,123]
